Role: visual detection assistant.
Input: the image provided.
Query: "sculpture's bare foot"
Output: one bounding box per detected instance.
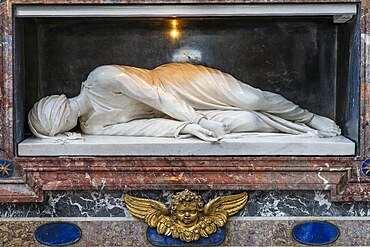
[198,119,230,139]
[307,115,341,137]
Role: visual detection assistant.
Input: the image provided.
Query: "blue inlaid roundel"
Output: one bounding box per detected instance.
[35,222,82,246]
[292,221,339,246]
[0,160,13,178]
[147,227,225,246]
[362,158,370,176]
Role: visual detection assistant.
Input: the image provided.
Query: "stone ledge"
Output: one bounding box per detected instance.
[18,134,355,156]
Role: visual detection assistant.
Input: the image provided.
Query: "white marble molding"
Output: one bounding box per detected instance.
[14,4,356,24]
[18,134,355,156]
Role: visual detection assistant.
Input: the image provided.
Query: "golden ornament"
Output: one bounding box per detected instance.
[124,189,248,242]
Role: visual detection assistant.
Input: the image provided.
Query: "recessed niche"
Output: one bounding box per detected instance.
[13,5,360,156]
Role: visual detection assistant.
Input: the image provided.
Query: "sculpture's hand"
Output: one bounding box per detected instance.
[181,124,220,142]
[198,119,230,139]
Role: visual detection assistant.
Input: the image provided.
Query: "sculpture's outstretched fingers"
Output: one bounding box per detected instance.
[198,119,228,138]
[181,124,219,142]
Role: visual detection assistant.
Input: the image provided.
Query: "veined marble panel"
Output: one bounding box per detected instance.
[2,190,370,218]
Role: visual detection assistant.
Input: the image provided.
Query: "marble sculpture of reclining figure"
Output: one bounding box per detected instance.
[28,63,341,142]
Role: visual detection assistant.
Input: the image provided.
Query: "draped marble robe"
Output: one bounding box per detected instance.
[79,63,317,138]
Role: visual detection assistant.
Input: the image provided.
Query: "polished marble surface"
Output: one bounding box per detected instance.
[0,216,369,246]
[2,190,370,217]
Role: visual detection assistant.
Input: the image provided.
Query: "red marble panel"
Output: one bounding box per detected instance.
[363,0,370,157]
[1,2,12,36]
[0,5,4,153]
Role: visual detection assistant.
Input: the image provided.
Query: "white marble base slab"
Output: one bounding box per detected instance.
[18,133,355,156]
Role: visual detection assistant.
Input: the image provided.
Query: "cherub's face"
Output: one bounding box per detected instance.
[175,202,199,227]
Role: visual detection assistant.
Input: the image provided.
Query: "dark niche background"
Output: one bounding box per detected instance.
[14,16,360,151]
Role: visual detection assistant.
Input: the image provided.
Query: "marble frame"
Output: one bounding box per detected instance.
[0,0,369,202]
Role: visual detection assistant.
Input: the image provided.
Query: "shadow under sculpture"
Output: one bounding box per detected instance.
[28,63,341,142]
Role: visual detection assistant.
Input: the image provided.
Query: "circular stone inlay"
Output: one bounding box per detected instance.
[35,222,82,246]
[292,221,340,246]
[361,158,370,176]
[0,160,13,178]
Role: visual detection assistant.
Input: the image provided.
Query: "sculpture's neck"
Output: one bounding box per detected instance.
[68,91,91,117]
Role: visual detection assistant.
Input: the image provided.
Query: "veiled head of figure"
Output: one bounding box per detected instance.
[170,189,204,227]
[28,95,78,138]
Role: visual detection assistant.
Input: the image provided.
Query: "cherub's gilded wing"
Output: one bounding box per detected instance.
[124,194,170,228]
[203,192,248,227]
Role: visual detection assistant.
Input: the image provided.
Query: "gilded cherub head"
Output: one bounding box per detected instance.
[125,190,248,242]
[170,189,204,227]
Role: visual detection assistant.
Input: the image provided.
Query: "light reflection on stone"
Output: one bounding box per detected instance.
[172,47,202,64]
[169,19,180,40]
